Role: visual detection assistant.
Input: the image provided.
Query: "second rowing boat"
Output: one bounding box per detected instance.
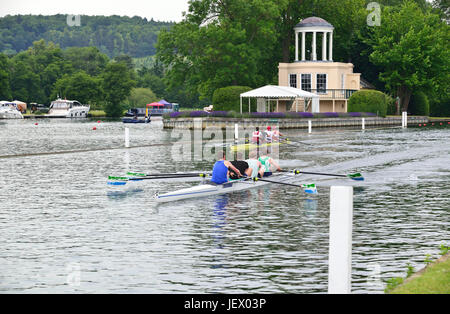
[230,140,291,152]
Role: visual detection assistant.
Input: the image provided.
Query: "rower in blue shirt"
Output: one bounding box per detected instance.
[211,151,243,184]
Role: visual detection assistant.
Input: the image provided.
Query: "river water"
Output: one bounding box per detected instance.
[0,118,448,293]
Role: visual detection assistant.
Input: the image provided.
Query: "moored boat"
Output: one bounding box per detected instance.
[0,101,24,119]
[47,98,90,118]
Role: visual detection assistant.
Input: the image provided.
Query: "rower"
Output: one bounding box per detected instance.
[246,150,264,178]
[211,151,243,184]
[229,153,251,180]
[252,127,262,144]
[265,126,274,143]
[258,154,282,177]
[272,126,284,141]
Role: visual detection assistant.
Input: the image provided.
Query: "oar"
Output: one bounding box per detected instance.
[126,171,211,177]
[108,173,210,181]
[253,177,318,194]
[279,136,313,146]
[283,169,364,181]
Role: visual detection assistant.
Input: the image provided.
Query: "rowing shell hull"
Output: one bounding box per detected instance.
[155,173,300,203]
[230,141,290,152]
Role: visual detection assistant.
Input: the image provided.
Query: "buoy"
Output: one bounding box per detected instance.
[432,123,435,126]
[35,122,38,125]
[419,124,421,127]
[424,124,427,126]
[97,120,101,123]
[440,123,443,126]
[92,127,97,130]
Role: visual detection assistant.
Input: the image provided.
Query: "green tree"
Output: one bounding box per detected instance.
[125,87,158,109]
[9,59,44,103]
[212,86,252,111]
[51,71,103,105]
[367,1,449,111]
[0,53,12,100]
[101,62,136,117]
[157,0,286,100]
[63,46,109,76]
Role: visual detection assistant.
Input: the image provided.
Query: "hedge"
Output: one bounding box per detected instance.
[163,111,377,119]
[409,91,430,116]
[212,86,253,112]
[348,90,388,117]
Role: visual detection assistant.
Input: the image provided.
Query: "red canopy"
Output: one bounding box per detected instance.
[147,102,164,107]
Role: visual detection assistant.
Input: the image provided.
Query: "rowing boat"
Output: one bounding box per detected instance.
[155,172,316,203]
[230,140,290,152]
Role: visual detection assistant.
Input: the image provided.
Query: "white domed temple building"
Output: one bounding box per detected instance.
[278,17,361,112]
[240,17,364,114]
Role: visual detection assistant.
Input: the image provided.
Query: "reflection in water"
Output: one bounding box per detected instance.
[303,199,318,216]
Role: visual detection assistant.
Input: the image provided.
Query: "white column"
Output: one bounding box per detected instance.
[312,31,317,61]
[295,31,299,61]
[301,31,306,61]
[329,32,333,61]
[328,186,353,294]
[322,32,327,61]
[308,120,312,134]
[124,127,130,148]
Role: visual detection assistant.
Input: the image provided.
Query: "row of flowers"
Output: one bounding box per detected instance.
[164,111,377,119]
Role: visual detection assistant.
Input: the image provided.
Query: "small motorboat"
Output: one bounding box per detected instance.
[0,101,24,119]
[122,117,151,124]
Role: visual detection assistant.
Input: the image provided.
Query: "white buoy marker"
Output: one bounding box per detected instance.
[125,127,130,148]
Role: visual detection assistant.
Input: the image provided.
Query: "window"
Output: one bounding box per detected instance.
[301,74,312,92]
[289,74,297,88]
[317,74,327,93]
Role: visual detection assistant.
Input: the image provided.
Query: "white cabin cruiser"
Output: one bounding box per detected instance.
[0,101,24,119]
[47,98,90,118]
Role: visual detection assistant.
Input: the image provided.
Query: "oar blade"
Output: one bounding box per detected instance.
[302,183,318,194]
[127,172,147,177]
[107,181,127,186]
[347,173,364,181]
[108,176,129,181]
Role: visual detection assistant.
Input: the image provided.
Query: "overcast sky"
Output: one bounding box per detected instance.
[0,0,190,22]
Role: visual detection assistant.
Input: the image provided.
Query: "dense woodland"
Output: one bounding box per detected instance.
[0,0,448,116]
[0,14,172,57]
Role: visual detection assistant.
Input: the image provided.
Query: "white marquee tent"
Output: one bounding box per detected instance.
[239,85,320,114]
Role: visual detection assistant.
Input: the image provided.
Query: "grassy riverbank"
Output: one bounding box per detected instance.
[389,252,450,294]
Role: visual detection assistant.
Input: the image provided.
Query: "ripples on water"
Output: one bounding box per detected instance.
[0,119,448,293]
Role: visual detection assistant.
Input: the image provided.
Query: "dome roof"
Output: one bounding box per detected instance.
[295,17,334,29]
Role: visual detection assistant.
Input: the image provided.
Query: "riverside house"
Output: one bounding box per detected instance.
[277,17,362,113]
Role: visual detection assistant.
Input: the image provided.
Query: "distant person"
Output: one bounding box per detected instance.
[265,126,274,143]
[272,126,284,141]
[252,127,262,144]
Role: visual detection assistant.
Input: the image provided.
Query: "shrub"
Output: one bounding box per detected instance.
[212,86,253,112]
[348,90,388,117]
[409,91,430,116]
